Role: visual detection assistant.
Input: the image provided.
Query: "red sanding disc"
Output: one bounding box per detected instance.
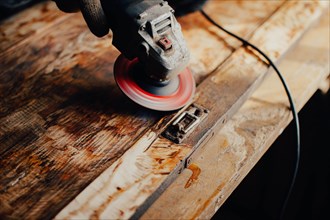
[114,54,195,111]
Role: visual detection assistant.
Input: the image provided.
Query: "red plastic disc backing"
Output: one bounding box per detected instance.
[114,54,195,111]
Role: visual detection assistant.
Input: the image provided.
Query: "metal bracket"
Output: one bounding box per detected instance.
[162,104,209,143]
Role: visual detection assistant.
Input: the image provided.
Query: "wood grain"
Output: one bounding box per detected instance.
[55,1,327,219]
[0,1,320,219]
[179,0,285,83]
[0,1,72,53]
[0,7,161,220]
[142,6,330,220]
[0,1,286,219]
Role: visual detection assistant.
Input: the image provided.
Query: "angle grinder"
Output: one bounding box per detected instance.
[54,0,207,111]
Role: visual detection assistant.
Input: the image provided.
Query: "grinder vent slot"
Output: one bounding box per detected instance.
[155,17,171,34]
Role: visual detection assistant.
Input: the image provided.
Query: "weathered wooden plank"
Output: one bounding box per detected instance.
[142,7,330,219]
[179,0,285,82]
[0,1,72,53]
[0,1,285,219]
[0,13,115,118]
[56,1,326,219]
[0,10,162,220]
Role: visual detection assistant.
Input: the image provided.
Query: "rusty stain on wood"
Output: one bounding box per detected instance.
[184,163,202,189]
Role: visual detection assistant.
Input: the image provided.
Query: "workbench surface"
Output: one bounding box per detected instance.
[0,1,329,219]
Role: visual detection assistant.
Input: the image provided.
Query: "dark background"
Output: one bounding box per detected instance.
[0,0,44,20]
[0,0,208,21]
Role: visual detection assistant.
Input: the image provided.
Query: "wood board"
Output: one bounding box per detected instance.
[0,0,327,219]
[142,7,330,220]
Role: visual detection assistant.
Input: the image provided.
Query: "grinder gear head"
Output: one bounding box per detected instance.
[105,0,194,110]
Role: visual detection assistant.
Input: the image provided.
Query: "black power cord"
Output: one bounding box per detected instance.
[200,9,301,220]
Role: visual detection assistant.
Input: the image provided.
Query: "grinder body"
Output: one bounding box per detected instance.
[54,0,201,110]
[102,0,190,82]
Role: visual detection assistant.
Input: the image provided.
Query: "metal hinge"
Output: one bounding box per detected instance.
[162,104,209,143]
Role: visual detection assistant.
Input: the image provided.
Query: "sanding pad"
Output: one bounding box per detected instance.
[114,54,195,111]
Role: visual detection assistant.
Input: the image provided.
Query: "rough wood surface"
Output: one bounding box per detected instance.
[0,1,72,53]
[0,0,327,219]
[0,5,159,220]
[0,1,285,219]
[179,0,285,83]
[56,1,327,220]
[142,7,330,220]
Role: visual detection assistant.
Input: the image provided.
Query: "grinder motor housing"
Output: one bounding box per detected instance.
[102,0,190,83]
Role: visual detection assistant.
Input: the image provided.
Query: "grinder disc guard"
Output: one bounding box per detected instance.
[114,54,195,111]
